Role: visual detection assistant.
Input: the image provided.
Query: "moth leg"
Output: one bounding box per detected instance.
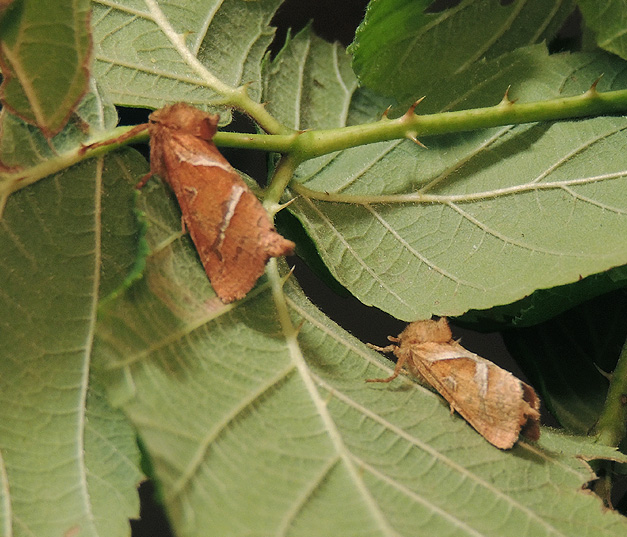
[366,346,408,384]
[366,343,396,353]
[366,335,400,354]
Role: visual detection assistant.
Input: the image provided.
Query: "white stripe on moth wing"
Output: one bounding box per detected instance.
[215,185,246,251]
[173,144,233,172]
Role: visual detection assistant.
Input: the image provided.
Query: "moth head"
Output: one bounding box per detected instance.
[149,102,219,141]
[399,317,453,345]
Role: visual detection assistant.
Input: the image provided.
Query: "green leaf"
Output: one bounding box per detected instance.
[576,1,627,61]
[265,34,627,321]
[458,264,627,329]
[0,80,119,170]
[91,0,283,120]
[0,89,144,537]
[503,290,627,434]
[263,25,359,131]
[349,0,575,108]
[94,143,627,536]
[0,0,92,136]
[94,179,627,535]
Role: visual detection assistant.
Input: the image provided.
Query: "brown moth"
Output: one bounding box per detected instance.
[145,103,295,303]
[368,317,540,449]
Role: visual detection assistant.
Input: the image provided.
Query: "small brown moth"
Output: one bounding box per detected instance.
[145,103,295,303]
[368,318,540,449]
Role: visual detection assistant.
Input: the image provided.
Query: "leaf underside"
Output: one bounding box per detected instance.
[266,29,627,321]
[91,0,283,121]
[93,162,627,537]
[576,0,627,62]
[349,0,575,108]
[0,89,144,537]
[3,0,627,536]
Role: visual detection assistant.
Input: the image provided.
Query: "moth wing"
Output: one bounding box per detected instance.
[407,343,539,449]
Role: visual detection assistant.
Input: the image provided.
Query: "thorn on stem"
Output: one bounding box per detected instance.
[403,96,426,119]
[499,85,516,106]
[278,196,298,211]
[135,172,154,190]
[267,196,297,216]
[281,265,296,288]
[381,105,393,120]
[406,131,427,148]
[587,74,604,96]
[594,362,613,381]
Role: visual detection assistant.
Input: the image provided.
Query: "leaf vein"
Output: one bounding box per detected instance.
[143,0,233,96]
[364,204,485,290]
[167,362,298,500]
[276,455,344,537]
[453,0,526,75]
[352,454,487,537]
[282,302,401,536]
[312,374,573,537]
[297,197,413,309]
[446,201,595,257]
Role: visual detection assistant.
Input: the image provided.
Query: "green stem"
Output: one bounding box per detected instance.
[0,124,149,198]
[263,154,300,211]
[214,86,627,159]
[267,258,299,341]
[591,337,627,447]
[6,86,627,201]
[292,86,627,159]
[214,131,297,152]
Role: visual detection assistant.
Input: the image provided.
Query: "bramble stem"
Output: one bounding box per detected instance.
[215,86,627,159]
[591,337,627,447]
[6,86,627,199]
[263,154,300,209]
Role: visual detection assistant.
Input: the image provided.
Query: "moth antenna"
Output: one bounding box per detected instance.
[82,123,149,155]
[294,318,306,335]
[366,347,409,383]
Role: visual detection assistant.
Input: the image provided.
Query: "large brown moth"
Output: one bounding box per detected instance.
[145,103,294,303]
[368,318,541,449]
